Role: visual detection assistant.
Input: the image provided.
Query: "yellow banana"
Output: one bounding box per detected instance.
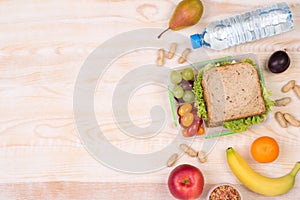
[226,147,300,196]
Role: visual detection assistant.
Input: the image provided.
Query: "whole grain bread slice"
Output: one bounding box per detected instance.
[201,62,266,127]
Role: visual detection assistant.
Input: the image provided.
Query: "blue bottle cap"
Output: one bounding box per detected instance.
[190,34,203,49]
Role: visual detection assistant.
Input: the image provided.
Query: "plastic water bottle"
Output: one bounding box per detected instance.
[190,2,294,50]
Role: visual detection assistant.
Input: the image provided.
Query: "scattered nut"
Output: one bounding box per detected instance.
[281,80,295,93]
[167,153,179,167]
[178,48,191,64]
[180,143,197,157]
[293,85,300,99]
[283,113,300,127]
[156,49,165,66]
[275,112,288,128]
[167,43,177,59]
[197,151,207,163]
[274,97,292,107]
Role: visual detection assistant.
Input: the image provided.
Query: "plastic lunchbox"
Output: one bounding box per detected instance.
[168,53,265,139]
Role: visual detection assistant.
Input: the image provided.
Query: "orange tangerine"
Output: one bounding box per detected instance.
[250,136,279,163]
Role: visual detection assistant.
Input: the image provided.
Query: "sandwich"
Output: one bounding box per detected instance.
[193,59,274,132]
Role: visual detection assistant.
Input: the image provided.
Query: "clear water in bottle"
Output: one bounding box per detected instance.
[190,2,294,50]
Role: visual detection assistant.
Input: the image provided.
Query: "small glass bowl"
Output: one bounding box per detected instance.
[206,183,243,200]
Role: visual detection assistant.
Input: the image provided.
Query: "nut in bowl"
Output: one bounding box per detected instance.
[207,183,242,200]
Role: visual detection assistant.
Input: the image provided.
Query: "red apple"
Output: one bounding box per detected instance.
[168,164,204,200]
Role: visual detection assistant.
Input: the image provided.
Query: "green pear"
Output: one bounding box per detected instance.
[158,0,204,39]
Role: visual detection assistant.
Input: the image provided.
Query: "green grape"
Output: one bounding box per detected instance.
[183,90,195,102]
[173,85,184,98]
[182,68,194,81]
[170,70,182,84]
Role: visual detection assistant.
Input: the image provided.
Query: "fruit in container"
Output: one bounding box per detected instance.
[181,128,189,137]
[181,112,194,127]
[182,90,195,102]
[179,80,193,90]
[171,70,183,84]
[178,103,193,116]
[174,97,185,104]
[186,121,199,136]
[177,103,204,137]
[168,164,204,199]
[197,126,205,135]
[193,112,202,123]
[173,85,184,98]
[170,68,195,103]
[182,67,194,81]
[170,68,204,137]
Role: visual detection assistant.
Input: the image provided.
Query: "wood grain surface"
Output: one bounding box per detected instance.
[0,0,299,199]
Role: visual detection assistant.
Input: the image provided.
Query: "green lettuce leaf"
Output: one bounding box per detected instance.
[218,60,232,66]
[193,65,210,120]
[241,58,256,66]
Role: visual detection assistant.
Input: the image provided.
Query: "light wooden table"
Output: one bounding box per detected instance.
[0,0,299,199]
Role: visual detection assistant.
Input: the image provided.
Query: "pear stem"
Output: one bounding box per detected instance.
[290,162,300,177]
[157,28,170,39]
